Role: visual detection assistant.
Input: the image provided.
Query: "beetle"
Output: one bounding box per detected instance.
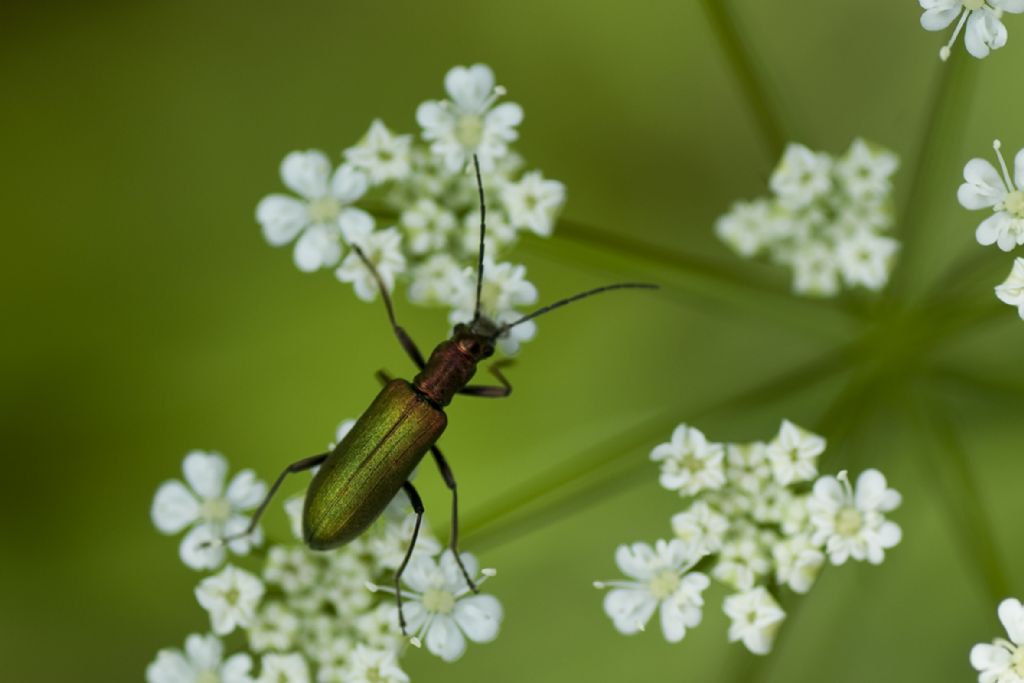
[225,156,656,632]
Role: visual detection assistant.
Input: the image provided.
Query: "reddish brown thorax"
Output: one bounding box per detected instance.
[412,321,497,407]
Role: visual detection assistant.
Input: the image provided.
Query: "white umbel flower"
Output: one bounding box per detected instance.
[338,645,410,683]
[835,229,901,291]
[996,258,1024,319]
[594,539,710,643]
[255,653,309,683]
[195,565,266,636]
[256,152,373,272]
[151,450,267,570]
[146,633,253,683]
[971,597,1024,683]
[723,587,786,655]
[808,469,902,565]
[399,198,457,255]
[834,138,900,201]
[375,550,502,662]
[770,143,833,210]
[772,534,825,594]
[334,226,407,301]
[765,419,826,486]
[650,424,726,496]
[501,170,566,237]
[671,501,730,554]
[416,63,523,173]
[920,0,1024,61]
[343,119,412,186]
[959,140,1024,252]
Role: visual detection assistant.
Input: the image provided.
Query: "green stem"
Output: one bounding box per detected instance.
[911,384,1010,602]
[464,344,855,548]
[699,0,788,160]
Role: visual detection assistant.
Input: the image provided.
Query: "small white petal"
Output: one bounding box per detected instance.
[424,615,467,662]
[281,150,331,199]
[151,480,200,534]
[959,159,1007,210]
[453,594,503,643]
[225,469,267,510]
[256,195,308,246]
[183,451,228,500]
[998,598,1024,645]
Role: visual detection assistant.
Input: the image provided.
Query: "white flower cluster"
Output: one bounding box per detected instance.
[148,421,503,682]
[255,63,566,355]
[920,0,1024,62]
[958,140,1024,320]
[595,420,902,655]
[715,140,901,298]
[971,597,1024,682]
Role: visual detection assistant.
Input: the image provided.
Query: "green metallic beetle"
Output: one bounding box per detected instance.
[228,157,655,632]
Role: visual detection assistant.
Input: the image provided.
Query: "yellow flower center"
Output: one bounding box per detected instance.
[456,114,484,148]
[648,569,680,599]
[1012,646,1024,676]
[836,507,863,537]
[196,672,220,683]
[308,196,341,224]
[422,588,456,614]
[1005,190,1024,218]
[964,0,986,10]
[201,497,231,524]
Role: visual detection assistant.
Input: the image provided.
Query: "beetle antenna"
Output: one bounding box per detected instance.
[493,282,658,336]
[471,154,486,323]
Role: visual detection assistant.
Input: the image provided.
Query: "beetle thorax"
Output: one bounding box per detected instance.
[413,325,495,406]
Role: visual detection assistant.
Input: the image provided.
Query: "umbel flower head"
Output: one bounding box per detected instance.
[959,140,1024,252]
[716,139,900,298]
[920,0,1024,61]
[148,418,505,682]
[596,419,902,655]
[255,63,564,355]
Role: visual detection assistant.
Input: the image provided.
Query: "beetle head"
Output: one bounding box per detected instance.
[452,318,498,361]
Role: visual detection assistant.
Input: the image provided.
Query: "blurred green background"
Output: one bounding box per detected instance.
[2,1,1023,681]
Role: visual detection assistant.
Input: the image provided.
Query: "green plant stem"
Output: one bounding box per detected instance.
[699,0,788,160]
[465,344,855,548]
[910,383,1010,603]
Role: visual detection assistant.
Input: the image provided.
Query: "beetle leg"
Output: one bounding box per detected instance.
[430,444,479,593]
[218,452,329,545]
[395,481,425,636]
[459,360,513,398]
[375,369,392,386]
[350,244,426,370]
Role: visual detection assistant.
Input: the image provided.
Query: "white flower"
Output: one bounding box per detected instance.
[255,653,309,683]
[416,63,523,172]
[835,138,900,200]
[712,524,774,591]
[343,119,412,186]
[772,535,825,594]
[770,143,833,210]
[959,140,1024,252]
[256,152,373,272]
[724,442,772,497]
[399,198,457,255]
[365,513,442,572]
[408,253,464,306]
[791,242,841,297]
[151,451,267,570]
[263,546,320,595]
[808,469,902,565]
[835,229,900,290]
[320,550,373,614]
[448,258,538,319]
[765,419,826,486]
[300,615,353,668]
[594,539,710,643]
[248,601,300,653]
[996,258,1024,319]
[715,199,777,258]
[970,597,1024,683]
[491,309,537,356]
[195,565,266,636]
[337,645,410,683]
[354,603,405,651]
[920,0,1023,61]
[671,501,729,554]
[501,171,566,237]
[380,550,501,662]
[146,633,253,683]
[650,424,726,496]
[335,226,407,301]
[459,207,518,257]
[723,587,786,655]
